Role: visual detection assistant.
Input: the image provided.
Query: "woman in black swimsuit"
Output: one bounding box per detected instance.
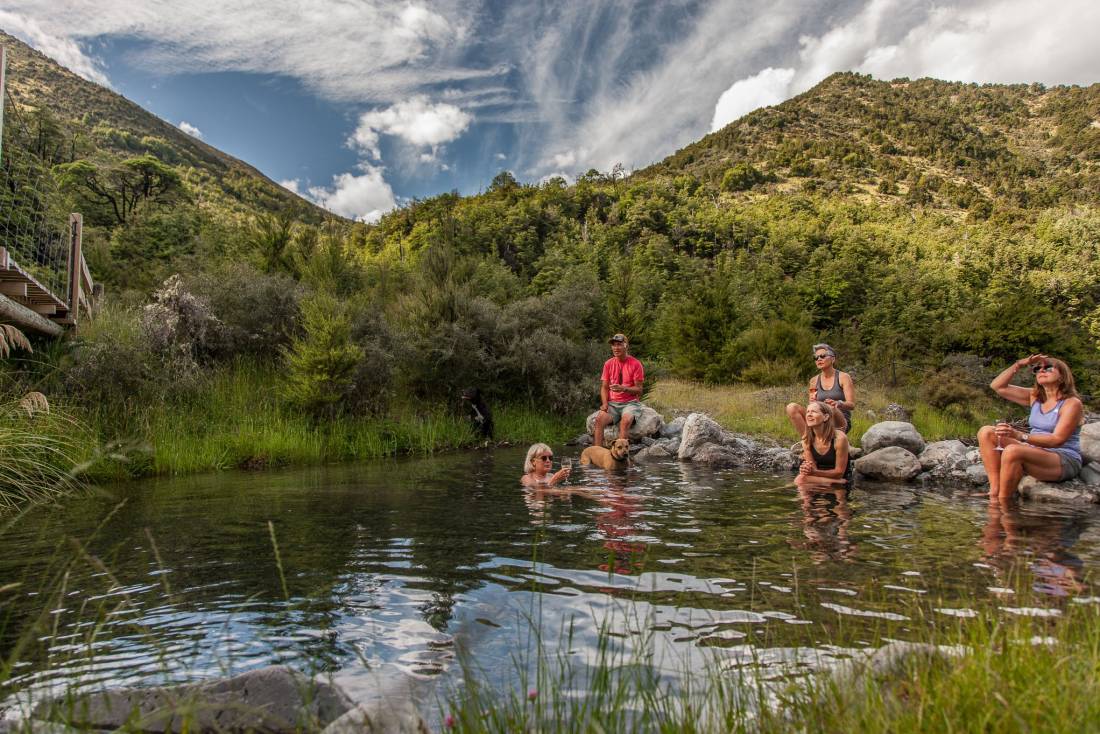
[796,401,852,486]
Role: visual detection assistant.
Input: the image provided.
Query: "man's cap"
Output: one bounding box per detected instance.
[609,333,627,344]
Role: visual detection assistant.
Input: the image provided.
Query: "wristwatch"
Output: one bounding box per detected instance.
[1020,433,1030,443]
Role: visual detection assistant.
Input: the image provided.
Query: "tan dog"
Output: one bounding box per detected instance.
[580,438,631,470]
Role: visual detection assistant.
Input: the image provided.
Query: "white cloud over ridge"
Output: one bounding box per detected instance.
[709,0,1100,133]
[177,120,202,138]
[307,168,397,223]
[0,10,110,85]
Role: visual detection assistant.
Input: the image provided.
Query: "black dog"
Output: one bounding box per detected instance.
[461,387,494,440]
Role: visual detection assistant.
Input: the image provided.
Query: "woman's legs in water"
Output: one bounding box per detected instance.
[997,443,1065,498]
[977,425,1003,495]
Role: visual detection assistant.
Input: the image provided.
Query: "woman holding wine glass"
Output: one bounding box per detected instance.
[977,355,1084,499]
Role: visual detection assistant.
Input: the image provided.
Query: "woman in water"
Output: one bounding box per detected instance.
[521,443,572,487]
[796,401,851,486]
[978,355,1084,499]
[787,343,855,434]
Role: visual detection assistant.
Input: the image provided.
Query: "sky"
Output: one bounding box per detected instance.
[1,0,1098,222]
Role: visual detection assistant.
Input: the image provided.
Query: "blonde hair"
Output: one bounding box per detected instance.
[801,401,846,454]
[524,443,552,474]
[1029,357,1079,405]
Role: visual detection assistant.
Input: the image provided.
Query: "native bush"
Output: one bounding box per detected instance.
[141,274,223,372]
[281,293,364,421]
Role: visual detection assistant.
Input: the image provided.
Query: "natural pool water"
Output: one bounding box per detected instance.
[2,447,1099,716]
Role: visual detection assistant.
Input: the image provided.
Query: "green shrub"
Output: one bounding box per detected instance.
[282,294,364,421]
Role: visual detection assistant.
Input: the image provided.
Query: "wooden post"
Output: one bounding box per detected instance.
[67,213,83,325]
[1,46,7,165]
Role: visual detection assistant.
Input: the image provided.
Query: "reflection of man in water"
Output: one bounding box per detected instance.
[791,486,856,564]
[981,498,1086,596]
[594,486,646,576]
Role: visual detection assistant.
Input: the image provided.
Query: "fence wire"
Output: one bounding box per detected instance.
[1,86,71,302]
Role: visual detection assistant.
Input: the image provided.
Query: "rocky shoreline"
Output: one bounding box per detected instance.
[572,406,1100,503]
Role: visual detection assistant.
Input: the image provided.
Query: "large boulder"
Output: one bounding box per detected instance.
[1079,462,1100,486]
[860,421,925,455]
[1080,422,1100,464]
[33,666,353,733]
[322,702,429,734]
[660,416,686,438]
[854,446,922,482]
[961,463,989,486]
[633,443,675,462]
[1018,476,1100,503]
[678,413,726,460]
[690,442,745,468]
[919,440,970,473]
[585,405,664,444]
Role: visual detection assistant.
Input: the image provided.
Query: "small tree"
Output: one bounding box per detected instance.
[55,154,183,225]
[721,163,764,192]
[282,295,363,421]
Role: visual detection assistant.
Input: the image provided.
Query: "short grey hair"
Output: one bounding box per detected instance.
[524,443,552,474]
[812,343,836,357]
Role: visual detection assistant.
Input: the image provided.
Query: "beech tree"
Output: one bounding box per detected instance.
[55,154,182,225]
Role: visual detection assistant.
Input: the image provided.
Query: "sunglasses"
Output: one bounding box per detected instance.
[537,455,553,461]
[1031,364,1055,374]
[813,354,833,361]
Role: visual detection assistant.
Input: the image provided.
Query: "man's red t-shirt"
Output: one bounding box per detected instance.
[601,355,644,403]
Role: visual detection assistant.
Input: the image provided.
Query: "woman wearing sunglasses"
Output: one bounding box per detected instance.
[521,443,572,487]
[786,343,855,435]
[978,355,1084,498]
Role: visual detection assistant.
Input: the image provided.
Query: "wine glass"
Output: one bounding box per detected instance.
[995,417,1008,451]
[561,457,573,472]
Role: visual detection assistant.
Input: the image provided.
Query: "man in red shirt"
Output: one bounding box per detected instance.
[592,333,645,446]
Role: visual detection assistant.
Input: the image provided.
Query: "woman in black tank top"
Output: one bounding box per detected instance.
[796,401,851,486]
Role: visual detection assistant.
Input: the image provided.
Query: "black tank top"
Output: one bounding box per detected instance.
[816,372,852,428]
[810,437,852,477]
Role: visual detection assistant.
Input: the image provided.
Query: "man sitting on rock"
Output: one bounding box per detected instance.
[592,334,645,446]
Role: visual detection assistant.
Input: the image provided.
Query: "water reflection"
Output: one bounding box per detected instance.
[1,449,1099,709]
[980,498,1087,597]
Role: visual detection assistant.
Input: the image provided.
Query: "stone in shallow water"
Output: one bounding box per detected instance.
[859,421,926,455]
[585,405,664,443]
[678,413,726,460]
[1018,475,1100,504]
[919,439,970,473]
[854,446,922,482]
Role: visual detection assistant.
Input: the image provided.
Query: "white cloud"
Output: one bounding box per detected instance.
[711,67,795,131]
[0,10,110,85]
[279,178,302,195]
[178,120,203,138]
[307,167,396,223]
[709,0,1100,137]
[350,96,472,160]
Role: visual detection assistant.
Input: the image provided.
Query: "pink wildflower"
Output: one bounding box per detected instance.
[528,688,538,702]
[445,713,455,728]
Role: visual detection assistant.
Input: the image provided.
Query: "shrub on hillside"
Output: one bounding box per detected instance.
[281,294,365,421]
[141,274,223,372]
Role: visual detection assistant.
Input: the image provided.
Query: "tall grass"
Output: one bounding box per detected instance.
[96,363,584,477]
[0,397,91,510]
[648,378,1001,444]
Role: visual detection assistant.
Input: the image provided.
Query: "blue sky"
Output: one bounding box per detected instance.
[2,0,1098,222]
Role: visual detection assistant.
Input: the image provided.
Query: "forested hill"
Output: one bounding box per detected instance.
[645,72,1100,219]
[1,30,329,287]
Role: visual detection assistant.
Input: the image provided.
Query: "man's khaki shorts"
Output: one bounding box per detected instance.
[606,401,644,424]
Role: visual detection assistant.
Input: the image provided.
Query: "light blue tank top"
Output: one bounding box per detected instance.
[1029,400,1081,462]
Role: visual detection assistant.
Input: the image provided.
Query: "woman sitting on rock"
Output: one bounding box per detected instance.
[787,343,855,434]
[978,355,1084,499]
[796,401,852,486]
[521,443,572,487]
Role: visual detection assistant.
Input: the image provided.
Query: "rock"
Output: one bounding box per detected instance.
[848,446,863,460]
[882,403,912,422]
[585,405,664,444]
[690,442,745,468]
[831,642,966,689]
[1080,422,1100,464]
[660,416,686,438]
[658,436,681,453]
[1080,462,1100,486]
[634,443,675,462]
[1018,476,1100,504]
[919,440,970,473]
[759,447,797,471]
[963,464,989,486]
[678,413,726,460]
[859,421,925,455]
[34,666,353,733]
[322,702,429,734]
[567,433,593,447]
[854,446,922,482]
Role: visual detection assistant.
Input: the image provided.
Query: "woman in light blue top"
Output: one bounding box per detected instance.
[977,355,1084,499]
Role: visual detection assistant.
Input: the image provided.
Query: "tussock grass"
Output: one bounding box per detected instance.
[648,378,1000,444]
[0,397,90,511]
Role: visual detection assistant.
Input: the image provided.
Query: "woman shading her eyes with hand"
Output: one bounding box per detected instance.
[978,355,1084,499]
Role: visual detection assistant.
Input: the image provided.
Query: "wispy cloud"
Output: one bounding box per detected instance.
[0,9,110,85]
